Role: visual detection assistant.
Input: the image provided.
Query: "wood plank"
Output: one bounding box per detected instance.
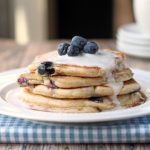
[58,144,86,150]
[0,144,149,150]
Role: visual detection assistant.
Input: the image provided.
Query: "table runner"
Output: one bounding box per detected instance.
[0,68,150,143]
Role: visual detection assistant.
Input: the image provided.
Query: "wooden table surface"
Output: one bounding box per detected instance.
[0,39,150,150]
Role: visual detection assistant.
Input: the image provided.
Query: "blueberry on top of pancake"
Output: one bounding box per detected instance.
[71,36,87,50]
[57,36,99,56]
[83,41,99,54]
[67,45,80,56]
[57,43,70,55]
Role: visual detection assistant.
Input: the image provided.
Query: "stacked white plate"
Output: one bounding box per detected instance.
[117,23,150,58]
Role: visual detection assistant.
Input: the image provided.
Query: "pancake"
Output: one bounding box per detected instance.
[21,90,146,113]
[119,79,140,95]
[25,79,140,99]
[29,63,106,77]
[28,49,125,77]
[46,76,105,88]
[28,105,99,113]
[25,85,114,98]
[18,68,133,88]
[19,73,105,88]
[118,91,146,107]
[113,68,133,82]
[21,90,115,112]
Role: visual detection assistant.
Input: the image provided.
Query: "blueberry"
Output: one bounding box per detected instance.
[89,97,103,103]
[18,77,27,84]
[57,43,70,55]
[67,45,80,56]
[47,68,55,75]
[38,64,46,75]
[17,77,28,86]
[41,61,53,67]
[71,36,87,49]
[38,61,54,75]
[83,41,99,54]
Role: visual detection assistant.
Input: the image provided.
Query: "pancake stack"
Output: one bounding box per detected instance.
[17,37,146,113]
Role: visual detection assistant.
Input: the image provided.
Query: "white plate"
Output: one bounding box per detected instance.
[117,34,150,46]
[117,41,150,58]
[0,69,150,123]
[117,40,150,52]
[117,23,150,46]
[117,23,150,40]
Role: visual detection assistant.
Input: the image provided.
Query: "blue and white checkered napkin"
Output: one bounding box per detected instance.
[0,115,150,143]
[0,68,150,143]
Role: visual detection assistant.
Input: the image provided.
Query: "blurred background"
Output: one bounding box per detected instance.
[0,0,134,44]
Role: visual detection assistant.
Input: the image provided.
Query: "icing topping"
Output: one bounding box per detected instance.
[56,50,115,67]
[106,71,123,106]
[43,50,121,70]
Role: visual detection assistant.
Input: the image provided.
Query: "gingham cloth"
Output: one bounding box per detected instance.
[0,68,150,143]
[0,115,150,143]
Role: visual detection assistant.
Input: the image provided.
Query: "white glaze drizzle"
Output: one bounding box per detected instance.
[47,50,118,70]
[106,71,123,106]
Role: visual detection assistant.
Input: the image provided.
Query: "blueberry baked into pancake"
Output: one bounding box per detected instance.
[18,36,146,113]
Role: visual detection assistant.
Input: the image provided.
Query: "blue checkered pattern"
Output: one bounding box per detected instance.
[0,115,150,143]
[0,68,150,143]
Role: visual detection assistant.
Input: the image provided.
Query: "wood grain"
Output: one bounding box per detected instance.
[0,39,149,149]
[0,144,149,150]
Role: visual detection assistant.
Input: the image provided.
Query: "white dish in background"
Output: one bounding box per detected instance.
[117,41,150,58]
[117,34,150,46]
[0,69,150,123]
[117,23,150,40]
[117,23,150,46]
[133,0,150,35]
[117,23,150,58]
[117,40,150,52]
